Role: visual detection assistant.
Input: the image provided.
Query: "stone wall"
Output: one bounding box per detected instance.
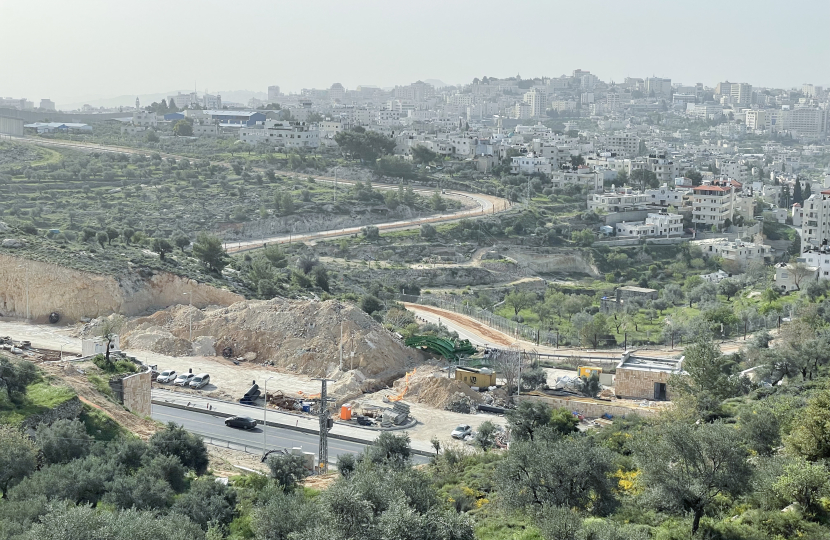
[0,254,243,322]
[122,370,151,417]
[614,367,671,400]
[20,395,83,431]
[516,394,658,418]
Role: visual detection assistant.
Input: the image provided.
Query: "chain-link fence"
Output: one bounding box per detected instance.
[402,294,787,350]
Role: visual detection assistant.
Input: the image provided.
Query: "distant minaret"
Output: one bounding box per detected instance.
[135,97,140,110]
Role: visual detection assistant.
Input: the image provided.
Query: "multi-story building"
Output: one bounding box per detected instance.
[330,83,346,103]
[167,92,199,109]
[239,119,319,149]
[644,183,686,207]
[692,238,772,269]
[645,77,672,98]
[39,99,56,111]
[646,153,680,184]
[801,190,830,248]
[510,154,554,175]
[785,107,826,141]
[513,102,532,120]
[598,133,640,157]
[551,167,603,192]
[394,81,435,102]
[588,187,650,212]
[615,212,683,238]
[132,111,157,127]
[523,88,547,118]
[745,110,766,130]
[267,85,280,102]
[691,181,735,228]
[201,93,222,109]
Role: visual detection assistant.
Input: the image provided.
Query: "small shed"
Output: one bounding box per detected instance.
[82,335,120,357]
[614,351,684,401]
[453,367,496,388]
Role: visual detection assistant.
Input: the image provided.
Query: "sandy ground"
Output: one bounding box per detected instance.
[0,318,508,447]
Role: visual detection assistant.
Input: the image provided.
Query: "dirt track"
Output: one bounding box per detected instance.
[403,303,517,347]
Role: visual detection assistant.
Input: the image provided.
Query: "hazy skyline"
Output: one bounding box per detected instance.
[2,0,828,107]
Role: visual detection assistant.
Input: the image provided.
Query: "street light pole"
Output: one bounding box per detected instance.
[263,376,274,457]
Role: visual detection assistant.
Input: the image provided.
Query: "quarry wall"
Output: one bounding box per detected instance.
[0,254,243,322]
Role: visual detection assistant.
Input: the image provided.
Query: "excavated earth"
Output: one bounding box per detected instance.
[120,298,424,382]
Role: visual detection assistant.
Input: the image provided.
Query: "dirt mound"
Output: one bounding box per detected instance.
[392,367,482,410]
[122,298,422,381]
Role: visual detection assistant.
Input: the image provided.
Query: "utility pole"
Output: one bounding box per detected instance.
[312,378,335,473]
[339,321,344,371]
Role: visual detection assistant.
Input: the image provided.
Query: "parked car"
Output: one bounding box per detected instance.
[173,373,195,387]
[225,416,258,430]
[156,370,177,383]
[451,424,472,439]
[189,373,210,389]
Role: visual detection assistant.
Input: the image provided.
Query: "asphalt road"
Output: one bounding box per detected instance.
[151,403,429,464]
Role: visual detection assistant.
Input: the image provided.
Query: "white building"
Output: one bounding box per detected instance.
[645,77,672,98]
[511,154,554,175]
[801,190,830,248]
[132,110,157,127]
[239,120,320,149]
[644,183,686,207]
[588,187,650,212]
[691,181,736,228]
[616,213,683,238]
[598,133,640,157]
[775,262,818,292]
[268,85,280,102]
[523,88,548,118]
[551,168,603,192]
[692,238,772,269]
[330,83,346,103]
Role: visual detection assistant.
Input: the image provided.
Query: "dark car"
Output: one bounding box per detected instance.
[225,416,258,430]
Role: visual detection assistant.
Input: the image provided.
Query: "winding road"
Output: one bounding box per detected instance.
[10,136,511,252]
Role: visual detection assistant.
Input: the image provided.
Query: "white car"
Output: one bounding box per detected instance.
[451,425,472,439]
[156,370,177,383]
[173,373,196,387]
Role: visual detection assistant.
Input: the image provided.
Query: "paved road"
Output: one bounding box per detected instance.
[151,403,429,464]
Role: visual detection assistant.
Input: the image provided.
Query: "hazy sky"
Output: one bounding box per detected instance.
[2,0,828,107]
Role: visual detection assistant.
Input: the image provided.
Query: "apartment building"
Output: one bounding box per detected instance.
[691,181,735,227]
[646,154,680,184]
[551,167,603,192]
[645,77,672,98]
[510,154,554,175]
[691,238,772,269]
[588,187,650,212]
[615,212,683,238]
[523,88,548,118]
[644,183,686,207]
[801,190,830,248]
[598,132,640,157]
[239,119,320,149]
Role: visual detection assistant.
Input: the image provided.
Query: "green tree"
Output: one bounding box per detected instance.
[571,228,595,247]
[171,477,237,530]
[192,233,228,273]
[96,231,108,248]
[334,128,396,162]
[0,425,38,498]
[173,119,193,137]
[772,459,830,515]
[102,474,174,511]
[360,295,382,315]
[411,145,438,165]
[496,436,616,514]
[105,227,119,245]
[718,278,741,300]
[630,169,659,190]
[504,289,536,316]
[362,225,380,241]
[633,421,750,535]
[793,179,803,205]
[786,387,830,461]
[474,420,497,451]
[36,419,92,465]
[263,244,288,268]
[148,422,209,475]
[420,223,437,239]
[266,453,309,491]
[670,339,738,408]
[152,238,173,260]
[173,234,190,252]
[122,227,135,245]
[313,265,330,292]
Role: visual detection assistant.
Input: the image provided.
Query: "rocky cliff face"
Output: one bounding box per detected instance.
[0,254,243,322]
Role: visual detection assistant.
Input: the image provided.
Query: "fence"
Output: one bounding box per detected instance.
[403,293,790,350]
